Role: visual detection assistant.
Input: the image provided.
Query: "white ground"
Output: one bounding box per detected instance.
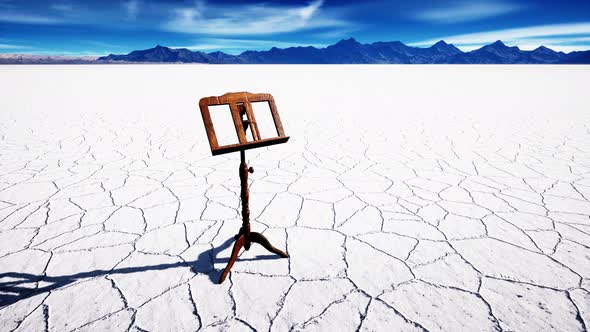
[0,65,589,331]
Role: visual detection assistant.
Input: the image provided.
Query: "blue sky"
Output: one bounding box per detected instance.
[1,0,589,55]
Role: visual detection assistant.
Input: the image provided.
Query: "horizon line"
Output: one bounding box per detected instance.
[1,37,589,58]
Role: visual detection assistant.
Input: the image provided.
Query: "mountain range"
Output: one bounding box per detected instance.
[2,39,589,64]
[97,38,590,64]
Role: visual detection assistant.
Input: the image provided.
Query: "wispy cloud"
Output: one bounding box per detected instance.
[6,50,103,56]
[0,12,61,24]
[0,2,145,27]
[162,0,349,35]
[411,22,590,52]
[0,43,30,50]
[413,1,523,23]
[311,28,360,40]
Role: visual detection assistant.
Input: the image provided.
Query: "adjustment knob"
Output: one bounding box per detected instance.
[248,167,254,173]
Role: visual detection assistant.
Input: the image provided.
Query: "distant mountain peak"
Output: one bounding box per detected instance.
[334,37,361,46]
[429,40,461,55]
[534,45,554,53]
[477,40,522,54]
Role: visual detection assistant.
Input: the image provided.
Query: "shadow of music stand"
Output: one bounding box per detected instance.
[199,92,290,284]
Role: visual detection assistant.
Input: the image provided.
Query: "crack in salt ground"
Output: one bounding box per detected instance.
[1,66,590,331]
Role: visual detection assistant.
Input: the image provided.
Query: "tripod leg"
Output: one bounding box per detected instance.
[250,232,289,258]
[219,235,246,284]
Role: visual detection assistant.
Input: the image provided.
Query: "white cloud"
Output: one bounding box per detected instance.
[0,43,30,49]
[298,0,323,20]
[0,12,61,24]
[410,22,590,52]
[162,0,349,35]
[413,1,522,23]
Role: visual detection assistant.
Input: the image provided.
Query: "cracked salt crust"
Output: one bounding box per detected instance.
[0,65,589,331]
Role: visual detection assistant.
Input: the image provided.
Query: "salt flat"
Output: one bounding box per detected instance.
[0,65,589,331]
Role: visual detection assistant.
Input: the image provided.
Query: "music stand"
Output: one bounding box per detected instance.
[199,92,290,284]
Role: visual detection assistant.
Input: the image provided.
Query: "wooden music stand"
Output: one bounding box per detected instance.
[198,92,290,284]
